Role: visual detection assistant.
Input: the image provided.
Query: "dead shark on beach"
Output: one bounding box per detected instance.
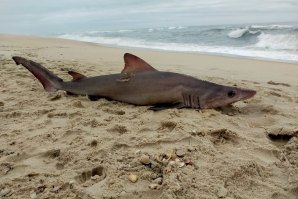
[12,53,256,111]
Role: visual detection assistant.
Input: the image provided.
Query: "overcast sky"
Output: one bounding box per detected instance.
[0,0,297,34]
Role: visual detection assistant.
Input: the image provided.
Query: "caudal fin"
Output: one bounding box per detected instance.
[12,56,63,92]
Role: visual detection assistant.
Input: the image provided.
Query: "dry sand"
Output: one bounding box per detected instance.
[0,34,298,199]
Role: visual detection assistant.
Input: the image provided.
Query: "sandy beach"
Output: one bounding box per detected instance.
[0,34,298,199]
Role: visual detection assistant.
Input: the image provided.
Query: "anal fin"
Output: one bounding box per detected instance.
[68,71,86,81]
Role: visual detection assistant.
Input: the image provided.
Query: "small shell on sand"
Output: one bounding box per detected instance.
[165,150,177,160]
[128,174,138,183]
[149,183,161,190]
[135,150,141,155]
[152,177,163,185]
[139,154,151,165]
[175,149,186,157]
[176,158,186,168]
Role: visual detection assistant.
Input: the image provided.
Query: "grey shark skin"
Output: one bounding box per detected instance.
[12,54,256,110]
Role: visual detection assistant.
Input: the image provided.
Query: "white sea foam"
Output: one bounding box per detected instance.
[168,26,185,30]
[250,24,295,29]
[255,33,298,50]
[228,28,249,38]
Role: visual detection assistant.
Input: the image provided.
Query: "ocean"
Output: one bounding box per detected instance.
[57,23,298,63]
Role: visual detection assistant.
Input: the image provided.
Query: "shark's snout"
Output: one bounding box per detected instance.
[242,89,256,100]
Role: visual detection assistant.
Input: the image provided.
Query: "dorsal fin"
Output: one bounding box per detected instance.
[121,53,157,74]
[68,71,86,81]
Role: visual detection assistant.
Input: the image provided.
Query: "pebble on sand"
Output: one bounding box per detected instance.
[139,154,151,165]
[152,177,163,185]
[128,174,138,183]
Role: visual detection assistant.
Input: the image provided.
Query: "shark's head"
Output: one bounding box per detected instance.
[199,85,256,109]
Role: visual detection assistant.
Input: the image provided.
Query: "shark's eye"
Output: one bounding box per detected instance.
[227,90,236,98]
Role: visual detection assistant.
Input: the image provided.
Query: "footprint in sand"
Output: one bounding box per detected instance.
[103,108,125,115]
[208,129,239,145]
[266,127,297,146]
[42,149,61,158]
[159,121,177,132]
[266,127,298,166]
[108,124,128,134]
[225,161,268,186]
[261,105,279,114]
[74,166,106,183]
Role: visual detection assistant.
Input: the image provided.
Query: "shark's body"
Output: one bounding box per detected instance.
[12,53,256,110]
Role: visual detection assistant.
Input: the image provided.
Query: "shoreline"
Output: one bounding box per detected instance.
[3,33,298,64]
[74,39,298,65]
[56,36,298,64]
[0,34,298,199]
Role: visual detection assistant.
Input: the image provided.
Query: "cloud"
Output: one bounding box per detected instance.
[0,0,297,34]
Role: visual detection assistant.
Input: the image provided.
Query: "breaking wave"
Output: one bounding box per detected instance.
[227,27,261,38]
[255,33,298,50]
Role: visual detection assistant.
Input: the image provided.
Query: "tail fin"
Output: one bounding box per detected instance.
[12,56,63,92]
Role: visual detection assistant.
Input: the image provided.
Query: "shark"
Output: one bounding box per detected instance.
[12,53,256,111]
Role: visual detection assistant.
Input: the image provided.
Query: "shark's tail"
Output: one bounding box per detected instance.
[12,56,63,92]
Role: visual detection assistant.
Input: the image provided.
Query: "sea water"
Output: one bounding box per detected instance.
[57,24,298,63]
